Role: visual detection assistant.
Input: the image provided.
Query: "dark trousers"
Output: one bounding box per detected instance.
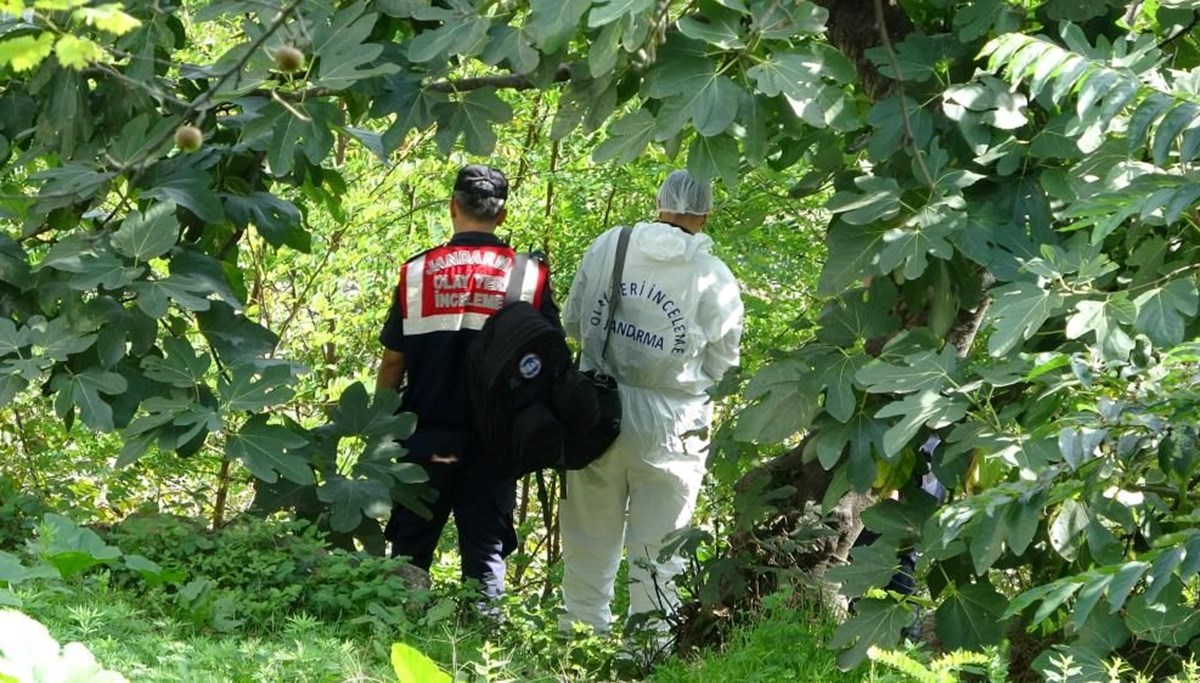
[385,454,518,600]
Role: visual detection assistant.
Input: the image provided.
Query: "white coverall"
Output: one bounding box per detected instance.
[559,221,744,633]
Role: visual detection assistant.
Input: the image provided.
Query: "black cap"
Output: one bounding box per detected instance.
[454,164,508,201]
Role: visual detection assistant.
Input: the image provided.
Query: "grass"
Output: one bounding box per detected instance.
[649,603,868,683]
[11,583,878,683]
[16,591,394,683]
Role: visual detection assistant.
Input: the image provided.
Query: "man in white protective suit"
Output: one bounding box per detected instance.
[559,170,744,636]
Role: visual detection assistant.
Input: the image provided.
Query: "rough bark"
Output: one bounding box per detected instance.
[812,0,916,100]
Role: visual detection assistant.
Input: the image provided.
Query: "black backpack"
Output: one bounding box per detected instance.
[466,230,631,479]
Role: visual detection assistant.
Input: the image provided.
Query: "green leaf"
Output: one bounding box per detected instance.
[50,369,127,431]
[1134,278,1199,347]
[1048,499,1089,562]
[34,316,97,362]
[263,100,339,180]
[866,33,965,83]
[817,279,899,347]
[748,44,856,99]
[856,348,959,395]
[407,13,489,63]
[587,22,622,78]
[0,373,28,408]
[827,542,899,597]
[826,176,902,226]
[830,598,914,670]
[875,391,968,459]
[877,214,956,280]
[111,201,179,261]
[351,439,425,484]
[785,83,857,131]
[317,475,393,533]
[35,513,120,579]
[72,5,142,34]
[108,114,175,168]
[817,220,887,297]
[1107,561,1151,613]
[593,109,656,164]
[1065,295,1136,361]
[810,412,885,490]
[1143,547,1185,606]
[68,249,144,292]
[392,642,451,683]
[374,77,445,152]
[677,9,745,49]
[588,0,653,27]
[482,25,540,75]
[0,550,60,586]
[330,383,414,440]
[0,235,31,287]
[862,493,939,542]
[687,133,739,189]
[142,167,224,224]
[739,92,769,166]
[53,34,104,69]
[223,192,306,250]
[818,353,869,423]
[313,3,400,89]
[1043,0,1111,20]
[936,582,1008,651]
[735,358,822,443]
[1069,573,1114,634]
[433,88,513,155]
[0,318,33,357]
[751,0,828,38]
[141,337,211,388]
[197,302,278,364]
[986,281,1064,356]
[225,415,313,485]
[0,33,56,72]
[1126,579,1200,646]
[527,0,591,53]
[169,249,244,310]
[133,274,214,319]
[645,46,740,136]
[219,364,294,412]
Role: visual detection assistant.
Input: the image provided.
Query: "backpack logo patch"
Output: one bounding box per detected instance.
[518,352,543,379]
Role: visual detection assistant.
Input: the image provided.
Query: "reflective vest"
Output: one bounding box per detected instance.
[400,243,548,336]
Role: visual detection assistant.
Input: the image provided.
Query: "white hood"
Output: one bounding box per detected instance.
[633,221,714,262]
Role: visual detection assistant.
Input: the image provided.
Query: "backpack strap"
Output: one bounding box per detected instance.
[598,227,632,371]
[505,253,530,305]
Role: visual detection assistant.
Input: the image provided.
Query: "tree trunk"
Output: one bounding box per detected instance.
[685,0,922,637]
[812,0,915,100]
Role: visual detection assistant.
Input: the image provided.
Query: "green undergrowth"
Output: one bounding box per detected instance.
[1,511,886,682]
[13,592,393,682]
[650,605,868,683]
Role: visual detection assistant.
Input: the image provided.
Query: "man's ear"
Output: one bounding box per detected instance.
[449,197,459,218]
[495,207,507,226]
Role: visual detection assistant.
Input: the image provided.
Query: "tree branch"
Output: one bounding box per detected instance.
[425,65,572,93]
[872,0,933,188]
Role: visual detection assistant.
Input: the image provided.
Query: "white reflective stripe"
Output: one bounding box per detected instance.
[403,311,491,335]
[518,260,541,304]
[404,255,425,320]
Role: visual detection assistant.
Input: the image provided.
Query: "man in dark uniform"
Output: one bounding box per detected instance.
[375,164,560,600]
